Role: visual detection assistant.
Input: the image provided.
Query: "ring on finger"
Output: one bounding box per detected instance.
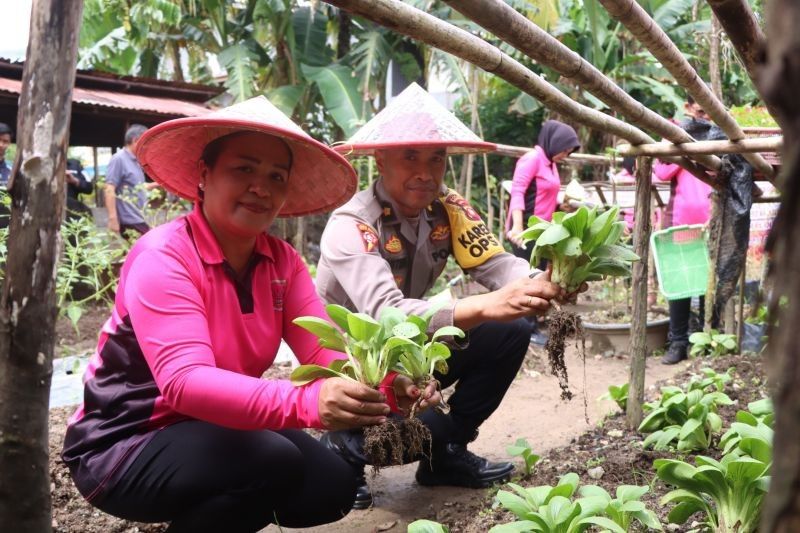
[527,296,533,307]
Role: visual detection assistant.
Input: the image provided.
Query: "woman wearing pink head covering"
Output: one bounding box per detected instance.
[504,120,580,344]
[506,120,581,260]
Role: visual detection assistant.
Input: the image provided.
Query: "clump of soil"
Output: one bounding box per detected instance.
[364,417,431,469]
[545,310,585,401]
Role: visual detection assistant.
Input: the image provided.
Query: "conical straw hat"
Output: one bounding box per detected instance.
[335,83,495,157]
[136,96,357,217]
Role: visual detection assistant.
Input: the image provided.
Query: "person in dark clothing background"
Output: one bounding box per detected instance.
[66,158,94,221]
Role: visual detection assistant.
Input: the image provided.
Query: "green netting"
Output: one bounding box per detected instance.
[651,224,709,300]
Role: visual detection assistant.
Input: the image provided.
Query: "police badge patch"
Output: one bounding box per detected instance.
[357,222,379,252]
[384,234,403,254]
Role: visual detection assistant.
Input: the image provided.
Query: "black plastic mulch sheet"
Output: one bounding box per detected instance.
[682,118,754,323]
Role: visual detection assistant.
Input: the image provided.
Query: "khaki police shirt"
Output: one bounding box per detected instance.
[316,179,536,332]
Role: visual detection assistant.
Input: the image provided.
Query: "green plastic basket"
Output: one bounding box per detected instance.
[650,224,709,300]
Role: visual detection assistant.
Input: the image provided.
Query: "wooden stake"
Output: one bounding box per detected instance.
[626,156,652,429]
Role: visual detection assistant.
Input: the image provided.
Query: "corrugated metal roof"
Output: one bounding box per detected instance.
[0,77,210,117]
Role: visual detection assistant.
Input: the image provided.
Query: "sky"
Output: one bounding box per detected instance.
[0,1,33,61]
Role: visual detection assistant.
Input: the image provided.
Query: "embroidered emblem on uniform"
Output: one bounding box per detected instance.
[383,206,392,217]
[430,224,450,241]
[384,234,403,254]
[444,193,481,222]
[394,275,404,287]
[271,280,286,311]
[357,223,379,252]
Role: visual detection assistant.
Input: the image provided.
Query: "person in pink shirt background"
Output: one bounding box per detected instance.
[505,120,580,344]
[62,97,437,532]
[656,95,715,365]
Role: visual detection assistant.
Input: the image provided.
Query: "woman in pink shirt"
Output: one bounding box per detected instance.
[505,120,579,344]
[506,120,580,261]
[653,107,715,365]
[62,97,434,532]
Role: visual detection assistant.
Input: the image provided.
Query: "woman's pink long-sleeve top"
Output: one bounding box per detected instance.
[62,206,345,502]
[653,161,713,227]
[506,145,561,231]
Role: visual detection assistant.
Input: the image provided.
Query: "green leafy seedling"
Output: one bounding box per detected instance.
[506,438,541,476]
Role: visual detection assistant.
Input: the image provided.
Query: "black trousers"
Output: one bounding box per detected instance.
[96,421,357,532]
[418,319,530,447]
[668,296,705,346]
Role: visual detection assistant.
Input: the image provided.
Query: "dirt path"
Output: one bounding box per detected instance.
[264,346,684,533]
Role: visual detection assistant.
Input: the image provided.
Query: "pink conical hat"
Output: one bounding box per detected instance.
[135,96,357,217]
[335,83,495,157]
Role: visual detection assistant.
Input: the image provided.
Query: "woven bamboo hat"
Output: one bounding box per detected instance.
[335,83,495,157]
[135,96,357,217]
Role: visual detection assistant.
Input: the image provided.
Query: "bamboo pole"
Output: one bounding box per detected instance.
[443,0,722,171]
[597,0,776,180]
[706,0,768,95]
[627,156,652,429]
[494,144,613,164]
[617,136,783,157]
[321,0,720,189]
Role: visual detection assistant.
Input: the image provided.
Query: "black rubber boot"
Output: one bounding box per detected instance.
[661,342,688,365]
[415,443,515,488]
[319,430,372,509]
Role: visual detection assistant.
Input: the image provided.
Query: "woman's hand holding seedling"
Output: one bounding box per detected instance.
[394,375,441,416]
[318,377,390,430]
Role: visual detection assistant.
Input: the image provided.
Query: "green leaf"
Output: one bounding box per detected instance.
[393,321,422,339]
[347,312,381,342]
[591,244,640,262]
[301,63,363,137]
[535,224,570,246]
[616,484,649,503]
[265,84,305,116]
[557,236,583,257]
[408,519,450,533]
[488,521,539,533]
[432,326,465,341]
[561,207,589,237]
[293,316,347,352]
[218,43,258,102]
[290,364,349,385]
[325,304,352,332]
[576,516,626,533]
[496,491,535,520]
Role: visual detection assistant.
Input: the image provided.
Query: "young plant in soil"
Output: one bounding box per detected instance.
[493,472,661,532]
[520,206,639,400]
[655,425,771,533]
[291,304,463,468]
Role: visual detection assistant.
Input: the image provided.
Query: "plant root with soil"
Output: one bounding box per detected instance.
[545,310,586,401]
[364,417,431,471]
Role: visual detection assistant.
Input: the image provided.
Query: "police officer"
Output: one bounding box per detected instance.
[316,84,568,509]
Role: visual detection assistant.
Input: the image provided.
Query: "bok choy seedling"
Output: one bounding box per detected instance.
[519,205,639,292]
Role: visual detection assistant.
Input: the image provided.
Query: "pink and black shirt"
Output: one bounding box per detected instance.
[62,207,343,502]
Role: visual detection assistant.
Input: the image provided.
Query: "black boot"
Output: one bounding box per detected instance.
[661,342,688,365]
[319,431,373,509]
[415,443,515,488]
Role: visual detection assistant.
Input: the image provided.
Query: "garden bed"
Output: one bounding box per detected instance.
[448,352,767,532]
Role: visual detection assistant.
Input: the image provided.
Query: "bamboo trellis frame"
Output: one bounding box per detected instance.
[443,0,722,172]
[617,136,783,157]
[597,0,775,180]
[321,0,720,189]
